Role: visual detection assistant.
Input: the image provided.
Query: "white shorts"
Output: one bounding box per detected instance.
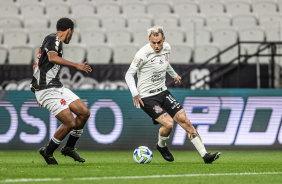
[35,87,79,116]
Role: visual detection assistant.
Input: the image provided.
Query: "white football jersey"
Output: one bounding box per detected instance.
[125,42,178,98]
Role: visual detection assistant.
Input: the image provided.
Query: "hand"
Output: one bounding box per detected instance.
[76,61,92,73]
[133,94,144,109]
[174,75,181,85]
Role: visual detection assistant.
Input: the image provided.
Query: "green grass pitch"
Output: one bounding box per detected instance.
[0,150,281,184]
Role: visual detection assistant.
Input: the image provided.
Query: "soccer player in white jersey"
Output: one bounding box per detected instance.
[125,26,220,164]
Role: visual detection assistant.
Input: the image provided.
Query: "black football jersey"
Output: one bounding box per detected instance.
[30,33,63,92]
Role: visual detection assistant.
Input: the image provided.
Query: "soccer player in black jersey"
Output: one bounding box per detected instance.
[30,18,92,165]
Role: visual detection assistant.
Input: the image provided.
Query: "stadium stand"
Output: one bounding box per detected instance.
[87,43,112,64]
[232,13,259,30]
[225,0,251,15]
[101,15,127,30]
[23,16,49,29]
[113,43,139,64]
[0,3,19,17]
[212,26,239,48]
[63,44,86,63]
[0,16,23,30]
[71,2,95,18]
[127,14,153,31]
[252,0,278,15]
[28,29,51,46]
[96,2,121,17]
[46,2,70,19]
[122,1,147,17]
[0,0,281,65]
[194,43,220,63]
[205,13,231,30]
[164,28,185,44]
[259,13,282,29]
[41,0,65,5]
[239,26,267,63]
[173,1,199,17]
[76,15,101,30]
[80,28,106,46]
[106,28,132,45]
[3,29,28,48]
[154,14,179,29]
[169,43,193,64]
[20,3,45,18]
[199,0,225,15]
[17,0,42,5]
[9,45,33,64]
[147,1,172,16]
[186,27,212,47]
[179,14,205,31]
[0,45,8,64]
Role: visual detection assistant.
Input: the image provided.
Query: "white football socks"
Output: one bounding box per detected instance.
[70,129,83,137]
[158,134,169,148]
[51,136,62,145]
[191,136,207,157]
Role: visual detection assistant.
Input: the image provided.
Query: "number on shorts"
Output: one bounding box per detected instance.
[166,95,176,103]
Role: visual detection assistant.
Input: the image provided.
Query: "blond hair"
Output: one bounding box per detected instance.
[147,26,164,37]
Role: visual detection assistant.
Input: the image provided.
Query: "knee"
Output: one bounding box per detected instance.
[164,118,174,131]
[84,109,90,119]
[79,108,90,120]
[68,121,76,130]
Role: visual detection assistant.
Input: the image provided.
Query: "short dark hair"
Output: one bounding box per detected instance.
[56,17,74,31]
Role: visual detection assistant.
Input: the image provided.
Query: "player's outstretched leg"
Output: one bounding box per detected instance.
[39,147,58,165]
[61,146,85,163]
[156,143,174,162]
[203,152,221,164]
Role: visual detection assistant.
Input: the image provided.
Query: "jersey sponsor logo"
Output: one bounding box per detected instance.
[153,105,163,114]
[151,70,165,82]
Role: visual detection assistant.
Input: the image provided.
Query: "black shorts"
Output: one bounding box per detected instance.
[140,90,183,124]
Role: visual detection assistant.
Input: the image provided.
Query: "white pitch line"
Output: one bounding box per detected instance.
[1,172,282,183]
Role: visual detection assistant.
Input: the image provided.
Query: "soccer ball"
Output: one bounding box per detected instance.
[133,146,153,164]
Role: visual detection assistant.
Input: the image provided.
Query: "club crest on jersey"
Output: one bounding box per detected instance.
[159,60,163,64]
[60,99,66,106]
[153,105,163,114]
[164,53,169,62]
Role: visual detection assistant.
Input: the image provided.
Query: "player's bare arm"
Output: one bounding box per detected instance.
[133,94,144,109]
[47,52,92,73]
